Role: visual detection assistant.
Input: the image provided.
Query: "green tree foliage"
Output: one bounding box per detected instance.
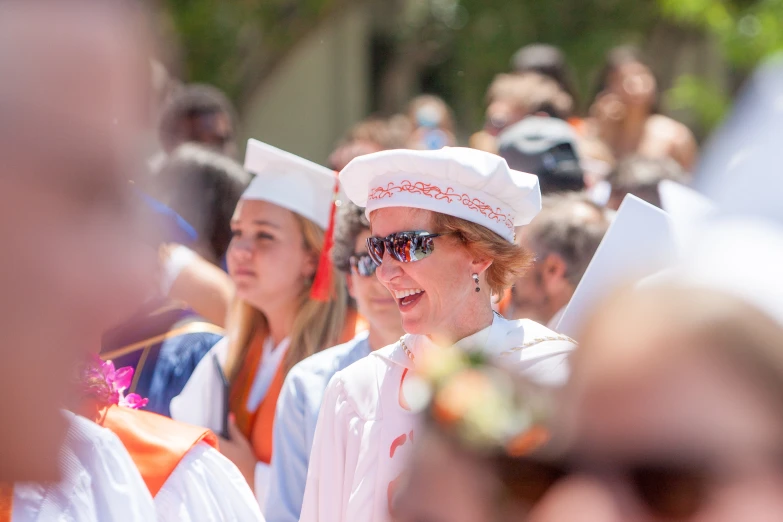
[660,0,783,130]
[162,0,343,103]
[442,0,660,127]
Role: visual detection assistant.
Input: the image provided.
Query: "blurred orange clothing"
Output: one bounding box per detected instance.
[84,402,217,497]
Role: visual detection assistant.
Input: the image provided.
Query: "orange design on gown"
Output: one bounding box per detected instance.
[83,401,218,497]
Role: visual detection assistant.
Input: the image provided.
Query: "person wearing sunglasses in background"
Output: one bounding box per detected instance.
[300,148,576,522]
[265,201,403,522]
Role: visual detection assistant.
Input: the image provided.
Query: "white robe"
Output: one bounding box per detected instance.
[12,411,156,522]
[155,441,264,521]
[299,314,575,522]
[171,337,289,508]
[12,412,263,522]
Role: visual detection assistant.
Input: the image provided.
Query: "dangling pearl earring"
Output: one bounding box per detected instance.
[472,273,480,293]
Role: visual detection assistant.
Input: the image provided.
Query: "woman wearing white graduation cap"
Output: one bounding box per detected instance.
[299,147,576,522]
[171,139,360,505]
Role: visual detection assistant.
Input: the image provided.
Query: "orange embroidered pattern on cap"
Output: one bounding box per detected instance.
[369,180,514,231]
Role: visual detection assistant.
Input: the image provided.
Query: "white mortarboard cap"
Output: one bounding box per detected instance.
[242,139,337,230]
[339,147,541,243]
[556,194,676,339]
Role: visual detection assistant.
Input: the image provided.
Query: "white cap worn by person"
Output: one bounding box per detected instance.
[243,139,338,230]
[242,138,341,301]
[340,146,541,243]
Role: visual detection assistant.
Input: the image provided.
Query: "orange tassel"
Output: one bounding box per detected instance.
[310,178,340,302]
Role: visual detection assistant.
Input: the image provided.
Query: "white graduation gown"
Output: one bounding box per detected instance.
[171,337,289,507]
[11,411,156,522]
[156,441,264,522]
[299,314,575,522]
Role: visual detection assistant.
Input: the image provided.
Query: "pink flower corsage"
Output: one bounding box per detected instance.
[81,354,149,409]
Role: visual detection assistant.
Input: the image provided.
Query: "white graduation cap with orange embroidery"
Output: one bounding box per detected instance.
[339,147,542,243]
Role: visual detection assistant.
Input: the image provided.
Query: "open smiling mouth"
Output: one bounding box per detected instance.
[393,289,424,309]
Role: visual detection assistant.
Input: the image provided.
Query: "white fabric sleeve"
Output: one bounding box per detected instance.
[170,338,229,432]
[30,413,157,522]
[298,375,354,522]
[155,441,264,522]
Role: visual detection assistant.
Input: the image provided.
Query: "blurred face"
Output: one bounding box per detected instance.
[608,61,657,109]
[370,208,485,340]
[529,335,783,522]
[179,111,236,158]
[509,261,550,324]
[227,200,317,312]
[0,2,155,481]
[485,98,528,137]
[347,229,401,336]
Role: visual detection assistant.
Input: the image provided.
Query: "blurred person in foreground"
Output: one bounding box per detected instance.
[503,194,610,327]
[0,3,263,520]
[526,283,783,521]
[265,201,404,522]
[299,148,576,522]
[606,154,688,210]
[0,0,159,518]
[497,116,585,194]
[152,143,252,325]
[471,72,574,153]
[589,46,697,171]
[393,348,554,522]
[158,83,239,159]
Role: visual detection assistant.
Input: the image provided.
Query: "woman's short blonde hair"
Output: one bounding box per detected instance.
[432,212,533,296]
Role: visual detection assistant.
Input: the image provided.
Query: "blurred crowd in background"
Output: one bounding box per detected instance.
[8,1,783,522]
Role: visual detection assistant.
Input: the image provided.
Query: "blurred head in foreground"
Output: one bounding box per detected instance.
[393,349,554,522]
[0,0,156,481]
[529,285,783,521]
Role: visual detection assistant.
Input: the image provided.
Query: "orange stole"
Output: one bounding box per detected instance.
[0,483,11,522]
[87,403,218,497]
[230,310,367,465]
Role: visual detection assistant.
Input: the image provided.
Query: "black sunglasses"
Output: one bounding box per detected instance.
[366,231,451,265]
[349,253,378,277]
[497,455,711,519]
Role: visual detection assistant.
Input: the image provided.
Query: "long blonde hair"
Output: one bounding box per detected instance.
[223,213,347,381]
